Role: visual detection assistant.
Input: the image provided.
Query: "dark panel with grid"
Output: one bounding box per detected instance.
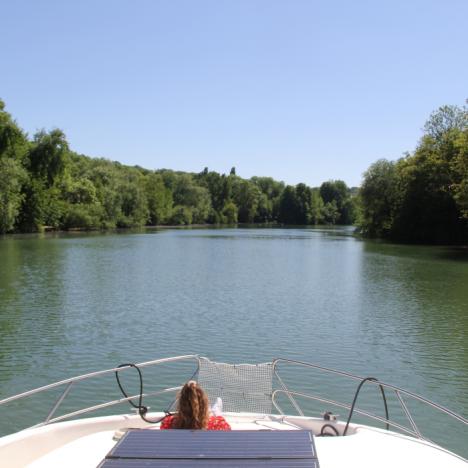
[98,429,320,468]
[99,460,319,468]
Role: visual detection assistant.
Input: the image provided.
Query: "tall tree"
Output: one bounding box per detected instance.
[232,179,261,223]
[359,159,399,237]
[0,100,28,161]
[424,104,467,140]
[278,186,299,224]
[0,100,28,232]
[27,129,69,187]
[0,158,26,233]
[144,173,173,225]
[319,180,352,224]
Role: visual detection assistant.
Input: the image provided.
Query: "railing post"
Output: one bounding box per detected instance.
[395,390,424,440]
[272,360,304,417]
[45,382,74,424]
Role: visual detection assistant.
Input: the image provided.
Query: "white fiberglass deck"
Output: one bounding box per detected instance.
[1,413,466,468]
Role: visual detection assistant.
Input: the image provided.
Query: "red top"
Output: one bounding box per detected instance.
[160,414,231,431]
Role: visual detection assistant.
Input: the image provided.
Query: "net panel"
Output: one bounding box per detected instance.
[196,357,274,414]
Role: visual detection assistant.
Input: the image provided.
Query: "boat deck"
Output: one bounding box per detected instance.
[2,356,466,467]
[21,416,466,468]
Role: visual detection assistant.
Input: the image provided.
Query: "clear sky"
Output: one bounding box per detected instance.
[2,0,467,187]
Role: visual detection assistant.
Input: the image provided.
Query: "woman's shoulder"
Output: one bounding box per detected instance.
[160,414,175,429]
[207,415,231,430]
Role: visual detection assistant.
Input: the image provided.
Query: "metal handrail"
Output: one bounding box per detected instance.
[0,354,200,429]
[0,354,466,445]
[0,355,199,407]
[272,358,468,425]
[33,386,184,428]
[274,368,304,417]
[272,388,424,439]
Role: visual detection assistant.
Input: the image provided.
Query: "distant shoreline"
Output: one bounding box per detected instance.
[2,224,467,248]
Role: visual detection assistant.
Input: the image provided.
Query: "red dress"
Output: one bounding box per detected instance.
[160,414,231,431]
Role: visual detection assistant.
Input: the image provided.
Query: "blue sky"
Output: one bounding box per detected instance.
[2,0,467,187]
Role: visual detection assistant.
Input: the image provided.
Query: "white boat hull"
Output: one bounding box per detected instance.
[0,411,465,468]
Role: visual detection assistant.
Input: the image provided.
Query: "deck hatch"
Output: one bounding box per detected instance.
[98,429,319,467]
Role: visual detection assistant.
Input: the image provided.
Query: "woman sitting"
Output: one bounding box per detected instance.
[160,380,231,430]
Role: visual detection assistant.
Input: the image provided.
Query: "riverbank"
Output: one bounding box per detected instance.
[3,223,467,248]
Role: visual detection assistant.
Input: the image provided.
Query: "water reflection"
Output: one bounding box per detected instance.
[0,237,67,392]
[359,242,468,410]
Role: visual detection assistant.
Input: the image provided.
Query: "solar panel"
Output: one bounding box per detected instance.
[108,430,317,459]
[99,429,320,468]
[99,460,319,467]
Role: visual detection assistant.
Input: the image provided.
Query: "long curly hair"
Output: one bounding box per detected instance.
[173,380,210,429]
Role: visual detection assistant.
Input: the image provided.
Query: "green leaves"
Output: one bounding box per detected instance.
[0,99,28,161]
[360,159,399,237]
[360,102,468,244]
[27,129,70,187]
[17,96,464,237]
[0,158,26,233]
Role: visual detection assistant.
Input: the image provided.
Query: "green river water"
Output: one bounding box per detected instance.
[0,227,467,456]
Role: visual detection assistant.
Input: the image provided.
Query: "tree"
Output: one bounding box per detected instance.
[222,201,238,224]
[232,179,261,223]
[340,197,358,225]
[144,173,173,225]
[0,99,28,161]
[254,193,272,222]
[27,129,69,187]
[319,180,352,224]
[83,162,123,229]
[310,189,325,224]
[451,129,468,218]
[62,203,103,230]
[117,175,149,227]
[251,176,284,221]
[424,104,467,141]
[295,183,314,224]
[196,170,230,213]
[170,205,193,225]
[323,200,340,224]
[359,159,400,237]
[172,174,212,223]
[0,158,26,233]
[0,100,28,232]
[278,186,299,224]
[64,177,98,204]
[359,102,468,243]
[392,132,465,243]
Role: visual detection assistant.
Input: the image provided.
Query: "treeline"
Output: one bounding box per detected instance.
[3,99,465,243]
[0,99,358,233]
[359,103,468,244]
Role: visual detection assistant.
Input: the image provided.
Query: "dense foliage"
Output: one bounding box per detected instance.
[0,99,357,233]
[359,103,468,244]
[3,98,465,244]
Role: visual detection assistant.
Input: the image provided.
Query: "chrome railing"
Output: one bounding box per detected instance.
[0,354,466,453]
[271,357,468,459]
[0,355,200,429]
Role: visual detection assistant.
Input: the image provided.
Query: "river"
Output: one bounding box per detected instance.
[0,227,467,456]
